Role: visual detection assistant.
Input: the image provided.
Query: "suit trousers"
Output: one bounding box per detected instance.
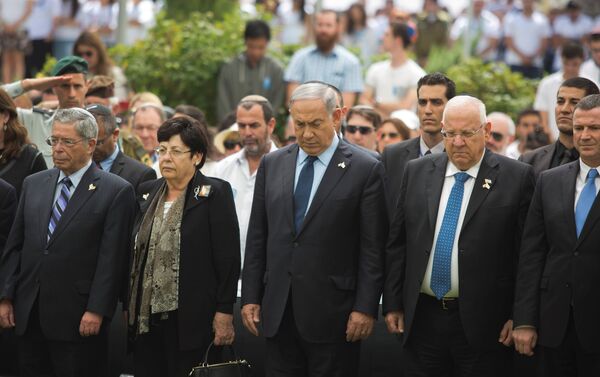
[403,294,511,377]
[539,309,600,377]
[18,299,108,377]
[265,296,361,377]
[133,311,215,377]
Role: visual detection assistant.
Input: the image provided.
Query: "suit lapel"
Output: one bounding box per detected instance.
[409,137,421,159]
[577,187,600,247]
[426,155,446,232]
[109,151,125,176]
[296,142,351,238]
[183,172,210,214]
[47,165,99,247]
[39,169,60,246]
[461,151,499,230]
[559,162,578,243]
[540,144,554,171]
[283,145,299,233]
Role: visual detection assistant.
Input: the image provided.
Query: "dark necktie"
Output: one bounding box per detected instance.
[96,161,103,170]
[294,156,318,233]
[48,177,73,240]
[575,168,598,237]
[430,172,469,299]
[424,150,432,156]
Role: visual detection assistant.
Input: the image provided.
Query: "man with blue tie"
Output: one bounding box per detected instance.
[0,108,135,377]
[513,94,600,376]
[241,82,388,377]
[384,96,535,376]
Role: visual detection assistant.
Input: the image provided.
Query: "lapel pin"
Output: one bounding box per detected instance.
[88,183,96,191]
[482,179,492,190]
[142,193,149,200]
[337,162,346,169]
[194,185,211,200]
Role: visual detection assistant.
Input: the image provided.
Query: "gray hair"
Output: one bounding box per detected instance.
[53,108,98,139]
[133,102,166,122]
[487,112,515,136]
[289,83,338,118]
[443,95,487,125]
[575,94,600,112]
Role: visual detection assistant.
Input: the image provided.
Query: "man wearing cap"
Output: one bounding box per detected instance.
[88,104,156,192]
[0,108,135,377]
[212,95,277,268]
[1,55,90,167]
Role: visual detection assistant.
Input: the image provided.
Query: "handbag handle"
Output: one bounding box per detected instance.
[201,341,241,366]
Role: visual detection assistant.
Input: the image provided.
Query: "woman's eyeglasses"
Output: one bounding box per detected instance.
[345,125,374,135]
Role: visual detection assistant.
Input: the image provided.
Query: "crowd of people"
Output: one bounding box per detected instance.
[0,1,598,377]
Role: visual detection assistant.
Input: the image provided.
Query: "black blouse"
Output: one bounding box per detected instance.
[0,144,47,197]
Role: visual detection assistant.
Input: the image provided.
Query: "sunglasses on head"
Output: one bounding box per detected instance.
[223,140,242,150]
[490,132,504,142]
[76,50,94,58]
[346,125,374,135]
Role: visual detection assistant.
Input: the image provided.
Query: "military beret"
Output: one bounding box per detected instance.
[51,55,88,76]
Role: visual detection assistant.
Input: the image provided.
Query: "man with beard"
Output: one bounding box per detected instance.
[285,9,363,107]
[212,95,277,267]
[520,77,599,178]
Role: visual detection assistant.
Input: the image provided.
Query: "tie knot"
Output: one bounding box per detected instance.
[454,172,469,183]
[305,155,318,165]
[61,177,72,188]
[588,168,599,180]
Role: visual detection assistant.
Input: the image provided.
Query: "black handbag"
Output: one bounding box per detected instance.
[188,341,252,377]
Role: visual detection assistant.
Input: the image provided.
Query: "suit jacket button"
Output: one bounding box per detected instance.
[565,283,570,288]
[43,250,48,255]
[574,251,579,257]
[293,242,299,248]
[425,249,430,255]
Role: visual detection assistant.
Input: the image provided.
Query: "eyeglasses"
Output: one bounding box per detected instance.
[155,147,191,158]
[440,124,484,140]
[490,132,504,142]
[46,136,86,148]
[223,140,241,150]
[346,125,374,135]
[380,132,400,139]
[76,50,94,58]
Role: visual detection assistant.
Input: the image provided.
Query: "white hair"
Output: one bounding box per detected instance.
[289,82,338,118]
[487,112,516,136]
[53,108,98,139]
[442,95,487,125]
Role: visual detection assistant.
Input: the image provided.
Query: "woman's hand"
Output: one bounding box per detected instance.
[213,312,235,346]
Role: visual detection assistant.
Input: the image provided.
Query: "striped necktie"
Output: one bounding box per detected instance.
[48,177,73,240]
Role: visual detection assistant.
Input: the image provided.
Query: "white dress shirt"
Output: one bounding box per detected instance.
[421,153,484,298]
[419,137,445,157]
[212,142,278,267]
[574,160,600,211]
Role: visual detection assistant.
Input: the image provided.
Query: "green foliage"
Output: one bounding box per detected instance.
[163,0,236,21]
[447,59,537,120]
[424,43,463,74]
[111,11,247,124]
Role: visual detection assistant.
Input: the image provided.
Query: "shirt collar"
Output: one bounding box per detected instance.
[419,137,445,156]
[579,159,599,181]
[445,149,485,179]
[57,159,93,189]
[237,141,278,164]
[310,44,339,57]
[298,132,340,166]
[100,144,120,171]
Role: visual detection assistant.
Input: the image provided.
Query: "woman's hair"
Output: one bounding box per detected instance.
[346,3,367,34]
[381,118,411,141]
[157,116,209,168]
[73,31,113,76]
[0,89,29,163]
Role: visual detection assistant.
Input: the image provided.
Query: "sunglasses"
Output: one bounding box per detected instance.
[76,50,94,58]
[380,132,399,139]
[223,140,242,150]
[346,125,374,135]
[490,132,504,142]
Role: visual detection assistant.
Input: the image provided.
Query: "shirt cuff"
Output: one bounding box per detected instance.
[2,81,24,98]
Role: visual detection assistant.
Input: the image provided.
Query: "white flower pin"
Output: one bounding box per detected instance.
[142,193,150,200]
[88,183,96,191]
[194,185,211,200]
[482,179,492,190]
[337,162,346,169]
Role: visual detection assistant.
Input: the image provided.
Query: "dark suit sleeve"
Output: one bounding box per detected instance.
[241,157,268,306]
[209,181,241,314]
[0,181,25,300]
[138,168,157,189]
[513,173,548,328]
[0,183,17,259]
[382,166,410,314]
[353,161,388,318]
[87,183,136,317]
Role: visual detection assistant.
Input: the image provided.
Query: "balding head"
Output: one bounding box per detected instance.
[486,112,515,155]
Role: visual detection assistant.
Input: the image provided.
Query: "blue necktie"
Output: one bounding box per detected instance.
[48,177,73,240]
[430,172,469,299]
[294,156,318,233]
[575,168,598,237]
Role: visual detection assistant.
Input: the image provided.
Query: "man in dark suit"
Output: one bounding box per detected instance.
[88,104,156,191]
[0,179,16,253]
[241,82,388,377]
[513,94,600,375]
[382,73,456,208]
[0,108,136,377]
[520,77,599,178]
[384,96,535,376]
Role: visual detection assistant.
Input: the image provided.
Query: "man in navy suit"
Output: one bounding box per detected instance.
[241,82,388,377]
[0,108,135,377]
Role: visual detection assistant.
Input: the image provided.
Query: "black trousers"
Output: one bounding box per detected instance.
[18,300,109,377]
[265,298,361,377]
[403,294,511,377]
[133,311,214,377]
[539,309,600,377]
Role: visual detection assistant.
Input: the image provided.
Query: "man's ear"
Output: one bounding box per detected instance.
[267,117,276,134]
